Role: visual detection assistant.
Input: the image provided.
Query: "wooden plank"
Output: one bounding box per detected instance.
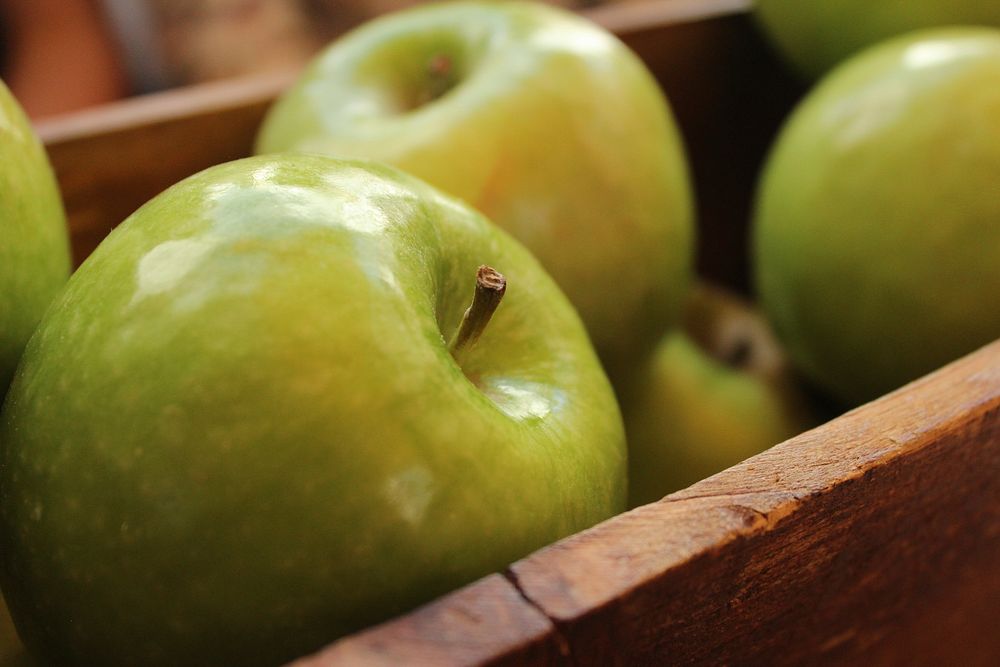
[287,574,566,667]
[508,339,1000,665]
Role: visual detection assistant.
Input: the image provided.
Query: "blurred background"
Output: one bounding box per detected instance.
[0,0,640,119]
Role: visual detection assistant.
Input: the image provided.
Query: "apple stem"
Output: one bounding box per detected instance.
[448,266,506,358]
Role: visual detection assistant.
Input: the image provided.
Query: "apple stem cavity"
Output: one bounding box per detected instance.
[449,265,506,358]
[418,54,456,106]
[724,337,753,370]
[428,54,452,78]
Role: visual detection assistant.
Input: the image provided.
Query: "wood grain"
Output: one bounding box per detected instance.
[510,339,1000,665]
[287,574,567,667]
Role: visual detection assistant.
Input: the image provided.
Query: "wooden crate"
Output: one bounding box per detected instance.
[34,0,1000,664]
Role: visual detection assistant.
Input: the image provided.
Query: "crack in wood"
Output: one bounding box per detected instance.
[502,568,574,664]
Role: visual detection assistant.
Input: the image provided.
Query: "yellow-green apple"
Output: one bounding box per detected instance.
[0,154,626,666]
[754,0,1000,78]
[255,1,695,381]
[622,284,817,507]
[753,28,1000,405]
[0,79,71,393]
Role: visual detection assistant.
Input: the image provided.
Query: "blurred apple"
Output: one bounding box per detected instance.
[754,28,1000,405]
[0,79,71,393]
[623,284,817,507]
[754,0,1000,78]
[256,1,695,382]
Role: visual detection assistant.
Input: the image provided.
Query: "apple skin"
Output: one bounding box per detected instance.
[255,1,695,381]
[0,155,626,666]
[622,284,817,507]
[754,0,1000,78]
[753,28,1000,406]
[0,79,71,393]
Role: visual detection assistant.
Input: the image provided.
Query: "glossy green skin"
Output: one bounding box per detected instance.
[256,1,694,381]
[624,333,813,508]
[754,28,1000,406]
[755,0,1000,78]
[0,80,71,393]
[0,155,626,666]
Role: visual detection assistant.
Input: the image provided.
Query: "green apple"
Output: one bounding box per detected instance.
[753,28,1000,406]
[754,0,1000,78]
[0,154,625,666]
[0,79,71,393]
[255,1,695,381]
[622,284,817,507]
